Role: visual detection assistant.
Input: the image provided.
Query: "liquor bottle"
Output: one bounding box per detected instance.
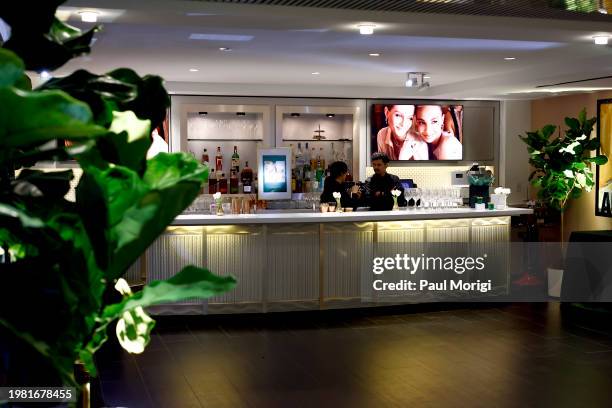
[291,169,297,193]
[295,143,305,175]
[316,159,324,191]
[231,145,240,173]
[310,147,317,170]
[218,172,228,194]
[240,161,253,193]
[319,147,325,170]
[215,146,223,172]
[202,148,209,165]
[304,142,310,166]
[208,170,217,194]
[229,170,239,194]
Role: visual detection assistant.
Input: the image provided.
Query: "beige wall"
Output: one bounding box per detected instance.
[531,91,612,240]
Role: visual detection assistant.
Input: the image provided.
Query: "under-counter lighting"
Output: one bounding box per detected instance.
[79,10,99,23]
[593,35,610,45]
[358,24,376,35]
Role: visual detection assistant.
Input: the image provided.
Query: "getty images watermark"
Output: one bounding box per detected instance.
[372,253,493,293]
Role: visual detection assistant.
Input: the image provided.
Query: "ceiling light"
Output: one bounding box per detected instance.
[326,114,335,118]
[504,57,516,60]
[198,111,208,116]
[79,10,99,23]
[311,72,320,75]
[358,24,376,35]
[219,47,232,51]
[405,72,430,89]
[40,71,51,80]
[290,113,300,117]
[189,33,253,42]
[189,68,199,72]
[593,35,609,45]
[369,53,380,57]
[405,78,414,87]
[236,112,246,116]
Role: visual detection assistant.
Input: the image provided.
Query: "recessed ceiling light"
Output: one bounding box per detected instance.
[326,113,335,118]
[369,53,380,57]
[358,24,376,35]
[198,111,208,116]
[290,113,300,117]
[593,35,609,45]
[311,72,320,75]
[504,57,516,60]
[236,112,246,116]
[79,10,99,23]
[219,47,232,51]
[40,71,51,80]
[189,68,199,72]
[189,33,253,42]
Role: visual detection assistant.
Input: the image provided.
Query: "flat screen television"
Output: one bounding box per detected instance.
[370,103,464,161]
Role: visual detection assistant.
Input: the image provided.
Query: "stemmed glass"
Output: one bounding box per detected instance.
[413,188,422,210]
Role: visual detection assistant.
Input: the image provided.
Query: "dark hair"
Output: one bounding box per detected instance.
[329,161,348,179]
[371,152,390,164]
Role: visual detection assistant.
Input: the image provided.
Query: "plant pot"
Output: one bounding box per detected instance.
[547,268,564,298]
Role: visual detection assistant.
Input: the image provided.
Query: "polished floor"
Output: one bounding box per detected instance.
[94,303,612,408]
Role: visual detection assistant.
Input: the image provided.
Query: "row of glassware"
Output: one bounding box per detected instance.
[404,187,464,210]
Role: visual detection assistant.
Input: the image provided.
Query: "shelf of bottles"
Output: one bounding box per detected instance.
[279,112,354,195]
[185,110,265,196]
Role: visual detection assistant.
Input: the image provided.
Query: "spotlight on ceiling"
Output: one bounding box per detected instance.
[358,24,376,35]
[40,70,51,80]
[198,111,208,116]
[326,113,335,118]
[236,112,246,116]
[290,113,300,117]
[79,10,99,23]
[593,35,609,45]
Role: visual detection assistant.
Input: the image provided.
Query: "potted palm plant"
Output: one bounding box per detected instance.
[0,2,236,406]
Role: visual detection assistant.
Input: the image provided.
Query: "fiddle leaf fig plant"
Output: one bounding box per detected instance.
[0,0,236,393]
[519,108,608,211]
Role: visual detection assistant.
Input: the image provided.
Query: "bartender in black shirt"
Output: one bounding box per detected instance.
[320,161,362,208]
[364,152,407,211]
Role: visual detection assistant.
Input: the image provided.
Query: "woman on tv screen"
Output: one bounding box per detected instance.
[376,105,428,161]
[401,104,462,160]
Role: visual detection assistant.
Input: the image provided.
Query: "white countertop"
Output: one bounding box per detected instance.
[173,207,533,226]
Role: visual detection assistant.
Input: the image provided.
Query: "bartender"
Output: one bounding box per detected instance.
[320,161,362,208]
[364,152,407,211]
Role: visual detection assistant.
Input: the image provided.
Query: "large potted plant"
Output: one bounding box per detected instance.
[519,108,608,295]
[0,2,236,405]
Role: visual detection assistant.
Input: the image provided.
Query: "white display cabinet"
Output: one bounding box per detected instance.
[170,97,273,175]
[275,105,360,178]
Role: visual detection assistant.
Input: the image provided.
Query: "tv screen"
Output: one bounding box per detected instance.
[370,103,464,161]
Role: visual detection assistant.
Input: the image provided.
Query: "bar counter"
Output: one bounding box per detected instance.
[137,207,532,315]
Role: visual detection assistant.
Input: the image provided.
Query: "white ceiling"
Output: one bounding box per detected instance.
[54,0,612,99]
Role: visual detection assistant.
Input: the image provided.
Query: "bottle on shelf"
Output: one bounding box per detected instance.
[304,142,310,166]
[208,170,217,194]
[215,146,223,172]
[315,159,324,192]
[231,145,240,173]
[310,147,317,170]
[240,161,254,193]
[295,142,305,177]
[229,170,239,194]
[319,147,325,170]
[291,169,297,193]
[202,148,209,166]
[218,172,228,194]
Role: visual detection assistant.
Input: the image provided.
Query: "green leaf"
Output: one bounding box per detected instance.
[38,69,138,127]
[0,48,25,87]
[107,69,170,130]
[0,203,45,228]
[540,124,557,140]
[587,155,609,165]
[584,138,600,151]
[578,108,587,125]
[564,117,580,130]
[103,266,237,319]
[0,87,107,149]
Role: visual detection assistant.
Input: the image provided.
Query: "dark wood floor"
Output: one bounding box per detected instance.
[94,303,612,408]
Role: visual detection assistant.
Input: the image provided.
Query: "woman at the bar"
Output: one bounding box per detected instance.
[320,161,362,208]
